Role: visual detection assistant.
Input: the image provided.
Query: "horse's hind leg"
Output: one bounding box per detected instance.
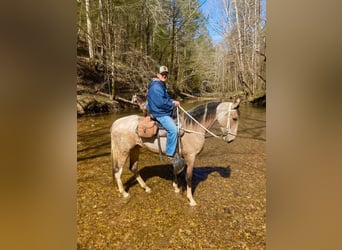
[111,136,130,198]
[129,146,151,193]
[113,165,129,198]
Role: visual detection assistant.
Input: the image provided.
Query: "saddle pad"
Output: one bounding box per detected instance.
[137,116,158,138]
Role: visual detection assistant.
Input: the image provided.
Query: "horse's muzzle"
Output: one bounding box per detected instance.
[224,135,235,143]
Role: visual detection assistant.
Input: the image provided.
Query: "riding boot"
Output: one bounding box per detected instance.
[169,153,185,175]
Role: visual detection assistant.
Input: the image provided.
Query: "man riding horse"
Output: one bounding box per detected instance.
[146,66,183,174]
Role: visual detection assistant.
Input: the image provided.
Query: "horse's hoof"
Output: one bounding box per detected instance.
[122,192,130,198]
[172,182,180,193]
[189,200,197,206]
[145,187,152,193]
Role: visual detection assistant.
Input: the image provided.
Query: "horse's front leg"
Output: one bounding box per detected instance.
[185,165,196,206]
[182,155,197,206]
[172,175,181,193]
[129,146,151,193]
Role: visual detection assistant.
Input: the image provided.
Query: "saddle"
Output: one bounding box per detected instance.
[136,115,184,138]
[136,115,184,162]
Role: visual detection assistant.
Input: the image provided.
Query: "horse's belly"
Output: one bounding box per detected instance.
[142,137,167,154]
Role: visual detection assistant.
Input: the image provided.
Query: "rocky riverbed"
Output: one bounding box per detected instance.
[77,103,266,249]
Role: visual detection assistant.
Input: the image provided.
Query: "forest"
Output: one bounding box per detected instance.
[77,0,266,115]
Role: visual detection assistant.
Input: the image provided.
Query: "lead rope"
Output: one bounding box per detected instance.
[176,106,181,155]
[178,105,221,138]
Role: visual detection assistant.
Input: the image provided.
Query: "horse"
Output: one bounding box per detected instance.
[110,99,240,206]
[131,94,148,115]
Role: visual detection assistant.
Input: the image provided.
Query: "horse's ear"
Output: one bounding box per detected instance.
[232,98,241,109]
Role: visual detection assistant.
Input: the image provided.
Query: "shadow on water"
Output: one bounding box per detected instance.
[77,151,110,161]
[237,116,266,141]
[77,127,109,137]
[236,125,266,141]
[77,141,110,153]
[124,164,231,194]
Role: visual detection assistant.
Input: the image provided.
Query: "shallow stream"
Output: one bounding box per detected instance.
[77,100,266,249]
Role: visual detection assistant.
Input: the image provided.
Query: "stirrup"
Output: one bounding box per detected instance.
[172,153,185,175]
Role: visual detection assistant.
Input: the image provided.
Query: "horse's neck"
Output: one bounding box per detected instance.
[138,101,146,109]
[181,114,217,132]
[132,95,147,111]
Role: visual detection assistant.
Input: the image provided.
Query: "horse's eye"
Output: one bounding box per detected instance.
[233,117,238,121]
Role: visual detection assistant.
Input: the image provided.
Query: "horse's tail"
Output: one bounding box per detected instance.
[110,131,118,184]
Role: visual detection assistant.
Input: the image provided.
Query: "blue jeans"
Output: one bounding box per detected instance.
[156,115,178,157]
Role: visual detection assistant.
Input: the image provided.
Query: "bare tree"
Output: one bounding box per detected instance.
[85,0,94,61]
[210,0,265,97]
[77,0,266,100]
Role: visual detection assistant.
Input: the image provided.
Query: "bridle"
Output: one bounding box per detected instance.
[178,103,238,139]
[219,102,238,137]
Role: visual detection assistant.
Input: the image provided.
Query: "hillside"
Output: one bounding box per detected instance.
[76,56,144,116]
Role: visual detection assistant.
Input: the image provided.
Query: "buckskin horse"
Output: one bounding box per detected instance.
[110,98,240,206]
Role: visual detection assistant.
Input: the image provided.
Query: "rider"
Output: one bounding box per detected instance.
[146,66,181,165]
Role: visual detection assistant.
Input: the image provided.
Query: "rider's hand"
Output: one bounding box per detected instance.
[173,100,180,107]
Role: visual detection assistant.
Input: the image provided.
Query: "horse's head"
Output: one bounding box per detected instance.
[131,94,147,114]
[216,98,240,143]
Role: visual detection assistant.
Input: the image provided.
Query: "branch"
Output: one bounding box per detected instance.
[256,50,266,62]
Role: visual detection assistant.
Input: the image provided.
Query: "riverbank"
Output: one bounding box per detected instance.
[77,90,266,116]
[77,57,266,116]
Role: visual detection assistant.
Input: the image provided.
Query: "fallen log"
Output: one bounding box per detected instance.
[180,92,197,98]
[96,91,112,98]
[115,96,136,105]
[77,94,119,115]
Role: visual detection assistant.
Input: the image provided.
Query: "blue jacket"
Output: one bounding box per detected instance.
[146,78,175,118]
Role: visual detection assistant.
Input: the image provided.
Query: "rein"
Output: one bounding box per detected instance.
[177,104,237,139]
[178,105,220,138]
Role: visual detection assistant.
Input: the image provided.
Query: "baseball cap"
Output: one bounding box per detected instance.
[158,66,168,74]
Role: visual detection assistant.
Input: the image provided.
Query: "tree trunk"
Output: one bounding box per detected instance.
[170,1,177,78]
[98,0,109,90]
[85,0,94,61]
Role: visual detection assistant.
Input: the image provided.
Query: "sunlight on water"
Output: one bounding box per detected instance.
[77,100,266,249]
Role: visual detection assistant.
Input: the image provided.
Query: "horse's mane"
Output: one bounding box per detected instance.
[183,102,220,126]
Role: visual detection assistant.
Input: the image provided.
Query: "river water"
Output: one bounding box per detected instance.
[77,100,266,249]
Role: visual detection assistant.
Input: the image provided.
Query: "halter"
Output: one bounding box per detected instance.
[219,102,238,137]
[178,103,238,139]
